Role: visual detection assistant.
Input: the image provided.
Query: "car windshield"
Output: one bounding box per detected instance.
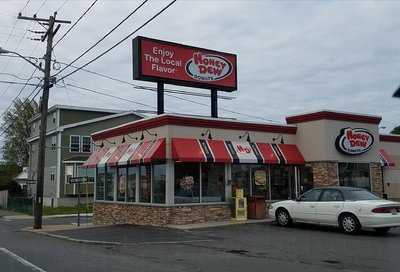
[343,189,381,200]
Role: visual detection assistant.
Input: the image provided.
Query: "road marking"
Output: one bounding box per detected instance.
[0,247,47,272]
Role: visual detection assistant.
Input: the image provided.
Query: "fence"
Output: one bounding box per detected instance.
[7,196,33,214]
[0,190,7,209]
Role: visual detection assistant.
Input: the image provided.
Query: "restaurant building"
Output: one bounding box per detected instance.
[82,110,400,226]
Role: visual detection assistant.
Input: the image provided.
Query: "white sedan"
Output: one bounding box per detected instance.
[269,186,400,234]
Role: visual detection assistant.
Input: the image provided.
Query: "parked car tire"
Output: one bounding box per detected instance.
[276,208,292,227]
[374,227,391,234]
[339,214,360,234]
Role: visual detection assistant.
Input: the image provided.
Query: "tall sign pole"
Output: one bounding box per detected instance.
[18,12,70,229]
[211,89,218,118]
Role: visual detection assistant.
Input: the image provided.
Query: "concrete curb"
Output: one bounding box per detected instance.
[3,213,93,220]
[166,218,273,230]
[23,228,213,246]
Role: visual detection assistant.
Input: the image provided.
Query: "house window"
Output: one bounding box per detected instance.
[50,167,56,182]
[82,136,91,153]
[70,136,80,152]
[52,112,56,124]
[152,164,166,204]
[339,163,371,191]
[65,165,73,184]
[174,163,200,204]
[201,163,225,202]
[51,136,57,150]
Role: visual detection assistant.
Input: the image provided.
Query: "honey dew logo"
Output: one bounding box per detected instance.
[236,144,252,154]
[185,52,233,82]
[335,128,374,155]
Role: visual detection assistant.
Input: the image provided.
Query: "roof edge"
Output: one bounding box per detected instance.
[380,134,400,143]
[286,110,382,125]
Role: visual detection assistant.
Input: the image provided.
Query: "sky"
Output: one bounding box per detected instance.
[0,0,400,141]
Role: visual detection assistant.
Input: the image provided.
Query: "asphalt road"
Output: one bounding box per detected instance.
[0,216,399,272]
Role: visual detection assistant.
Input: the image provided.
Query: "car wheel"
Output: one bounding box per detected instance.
[374,227,391,234]
[340,214,360,234]
[276,208,291,227]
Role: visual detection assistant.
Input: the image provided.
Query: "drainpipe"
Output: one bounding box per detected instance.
[381,166,387,199]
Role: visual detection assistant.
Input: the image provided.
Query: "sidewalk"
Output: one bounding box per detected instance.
[3,213,93,220]
[0,209,25,217]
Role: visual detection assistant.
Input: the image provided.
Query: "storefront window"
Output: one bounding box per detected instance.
[105,167,115,201]
[201,163,225,202]
[139,165,151,203]
[152,164,166,204]
[117,167,127,202]
[299,165,314,194]
[270,165,295,200]
[251,165,268,198]
[231,164,251,198]
[127,166,137,202]
[339,163,371,191]
[96,167,105,200]
[77,165,95,183]
[174,163,200,204]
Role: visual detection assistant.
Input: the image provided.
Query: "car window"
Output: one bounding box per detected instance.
[299,189,321,201]
[342,189,381,200]
[320,189,344,201]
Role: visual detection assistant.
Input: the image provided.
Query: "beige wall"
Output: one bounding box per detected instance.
[295,119,380,163]
[380,140,400,199]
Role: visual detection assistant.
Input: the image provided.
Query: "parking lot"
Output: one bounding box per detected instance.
[1,216,399,272]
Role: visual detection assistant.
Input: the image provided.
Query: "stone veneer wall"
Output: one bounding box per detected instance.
[93,202,231,226]
[370,162,383,196]
[310,162,339,187]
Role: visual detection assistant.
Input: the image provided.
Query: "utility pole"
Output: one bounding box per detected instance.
[17,12,70,229]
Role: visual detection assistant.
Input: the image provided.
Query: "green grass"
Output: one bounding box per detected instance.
[42,204,93,216]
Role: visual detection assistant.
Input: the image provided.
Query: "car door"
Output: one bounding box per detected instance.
[314,189,345,225]
[290,189,322,223]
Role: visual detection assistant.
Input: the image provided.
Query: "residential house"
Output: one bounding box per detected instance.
[28,105,143,207]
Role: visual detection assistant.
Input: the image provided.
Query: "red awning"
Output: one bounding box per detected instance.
[106,144,130,167]
[172,138,206,162]
[81,147,109,168]
[256,143,280,164]
[171,138,304,165]
[142,138,166,163]
[97,146,118,167]
[276,144,305,165]
[379,149,395,167]
[130,141,154,164]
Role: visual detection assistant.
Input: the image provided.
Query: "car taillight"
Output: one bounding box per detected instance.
[372,207,400,213]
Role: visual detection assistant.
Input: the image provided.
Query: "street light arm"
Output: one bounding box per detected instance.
[0,47,46,73]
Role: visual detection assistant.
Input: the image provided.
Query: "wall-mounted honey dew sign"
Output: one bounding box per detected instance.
[132,36,237,92]
[234,189,247,221]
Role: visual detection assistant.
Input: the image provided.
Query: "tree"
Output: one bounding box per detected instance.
[0,98,38,167]
[391,126,400,135]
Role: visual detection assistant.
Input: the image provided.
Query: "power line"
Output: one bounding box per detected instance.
[55,0,149,76]
[0,79,41,87]
[56,0,176,83]
[53,0,98,48]
[64,82,157,110]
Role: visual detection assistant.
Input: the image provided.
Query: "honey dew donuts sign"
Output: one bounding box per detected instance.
[335,127,374,155]
[132,36,237,92]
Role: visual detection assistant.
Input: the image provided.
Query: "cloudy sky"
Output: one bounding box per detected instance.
[0,0,399,138]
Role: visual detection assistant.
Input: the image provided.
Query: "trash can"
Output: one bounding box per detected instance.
[247,196,266,219]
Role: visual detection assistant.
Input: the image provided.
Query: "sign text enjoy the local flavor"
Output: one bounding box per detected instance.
[132,36,237,92]
[335,127,374,155]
